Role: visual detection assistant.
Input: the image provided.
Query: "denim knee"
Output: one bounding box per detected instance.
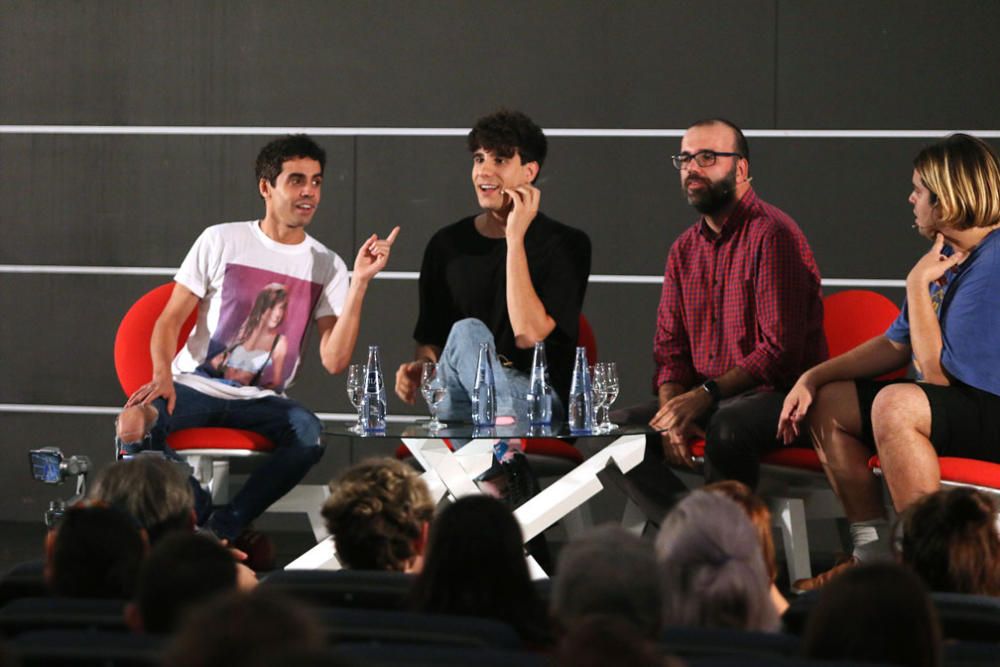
[446,318,493,346]
[286,406,325,457]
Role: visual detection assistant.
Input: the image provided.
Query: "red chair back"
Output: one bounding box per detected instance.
[114,283,198,397]
[113,283,273,453]
[823,289,906,380]
[578,314,597,364]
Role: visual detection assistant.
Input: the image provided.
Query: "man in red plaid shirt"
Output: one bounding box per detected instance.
[623,119,827,516]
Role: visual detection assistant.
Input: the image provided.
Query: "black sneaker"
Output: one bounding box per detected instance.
[501,453,540,509]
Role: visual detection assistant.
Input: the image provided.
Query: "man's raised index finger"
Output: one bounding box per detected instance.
[385,226,401,245]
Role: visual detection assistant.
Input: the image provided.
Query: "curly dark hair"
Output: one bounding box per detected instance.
[254,134,326,187]
[467,109,547,176]
[899,487,1000,596]
[321,458,435,571]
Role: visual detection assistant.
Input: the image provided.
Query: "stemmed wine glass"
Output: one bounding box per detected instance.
[346,363,365,434]
[590,363,608,433]
[597,362,620,432]
[420,362,447,431]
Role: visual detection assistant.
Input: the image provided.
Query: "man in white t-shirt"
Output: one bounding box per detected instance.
[115,135,399,548]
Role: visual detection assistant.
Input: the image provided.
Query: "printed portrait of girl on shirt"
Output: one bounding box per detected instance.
[204,282,290,389]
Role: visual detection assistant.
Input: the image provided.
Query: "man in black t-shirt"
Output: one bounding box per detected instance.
[394,109,591,425]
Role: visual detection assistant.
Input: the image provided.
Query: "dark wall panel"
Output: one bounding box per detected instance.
[777,1,1000,128]
[0,135,355,265]
[0,1,776,128]
[0,0,996,522]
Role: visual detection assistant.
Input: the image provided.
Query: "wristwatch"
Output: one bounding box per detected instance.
[700,379,722,404]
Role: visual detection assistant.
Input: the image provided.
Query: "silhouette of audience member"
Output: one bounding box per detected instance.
[553,615,679,667]
[125,533,256,635]
[44,503,148,599]
[89,453,199,544]
[704,480,789,615]
[802,562,942,667]
[409,495,550,646]
[321,458,435,572]
[655,490,779,632]
[164,589,324,667]
[550,525,662,639]
[899,487,1000,596]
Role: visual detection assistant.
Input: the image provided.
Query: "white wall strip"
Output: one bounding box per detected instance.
[0,403,416,422]
[1,125,998,138]
[0,265,177,276]
[0,264,905,288]
[0,404,121,415]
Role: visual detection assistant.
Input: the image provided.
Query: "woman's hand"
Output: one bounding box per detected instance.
[906,233,967,288]
[777,374,818,445]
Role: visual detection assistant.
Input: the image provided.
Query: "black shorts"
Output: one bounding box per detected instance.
[855,379,1000,463]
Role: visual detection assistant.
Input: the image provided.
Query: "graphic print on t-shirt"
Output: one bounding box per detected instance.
[197,263,323,392]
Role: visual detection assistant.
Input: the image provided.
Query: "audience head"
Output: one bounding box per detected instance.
[255,134,327,187]
[551,525,662,639]
[127,532,254,635]
[899,487,1000,596]
[44,503,147,599]
[912,133,1000,231]
[164,589,324,667]
[467,108,548,178]
[321,458,434,572]
[89,453,195,544]
[553,615,674,667]
[704,480,778,584]
[410,495,549,645]
[802,562,942,667]
[655,490,778,632]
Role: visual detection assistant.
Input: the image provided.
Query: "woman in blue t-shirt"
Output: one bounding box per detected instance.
[776,133,1000,591]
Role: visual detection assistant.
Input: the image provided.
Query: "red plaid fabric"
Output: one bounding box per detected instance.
[653,189,827,392]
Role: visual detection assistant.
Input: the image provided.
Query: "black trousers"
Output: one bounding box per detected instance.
[612,390,799,524]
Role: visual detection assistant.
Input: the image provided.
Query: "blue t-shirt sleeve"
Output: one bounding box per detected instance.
[885,298,911,344]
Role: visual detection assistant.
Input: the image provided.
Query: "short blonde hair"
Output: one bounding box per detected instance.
[914,133,1000,230]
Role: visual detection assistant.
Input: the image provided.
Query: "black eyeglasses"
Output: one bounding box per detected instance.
[671,150,743,170]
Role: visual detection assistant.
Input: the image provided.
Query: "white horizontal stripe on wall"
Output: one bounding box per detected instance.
[0,265,905,288]
[0,403,414,422]
[1,125,998,138]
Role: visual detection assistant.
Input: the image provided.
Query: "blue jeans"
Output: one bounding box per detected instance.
[120,382,324,540]
[436,318,565,427]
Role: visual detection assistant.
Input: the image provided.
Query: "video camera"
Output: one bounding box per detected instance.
[28,447,92,527]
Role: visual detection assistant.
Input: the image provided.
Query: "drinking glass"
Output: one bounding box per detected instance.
[590,363,608,433]
[598,362,620,432]
[346,363,365,434]
[420,362,447,431]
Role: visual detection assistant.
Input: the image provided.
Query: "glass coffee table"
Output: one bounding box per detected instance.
[285,420,649,575]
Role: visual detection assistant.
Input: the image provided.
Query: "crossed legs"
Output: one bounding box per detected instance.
[809,380,940,518]
[115,384,325,541]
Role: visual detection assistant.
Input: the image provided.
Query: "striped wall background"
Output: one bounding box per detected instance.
[2,0,999,521]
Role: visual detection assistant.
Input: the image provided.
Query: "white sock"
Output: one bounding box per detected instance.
[850,519,892,562]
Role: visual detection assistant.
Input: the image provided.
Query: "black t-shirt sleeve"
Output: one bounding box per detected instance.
[413,230,454,348]
[535,226,591,345]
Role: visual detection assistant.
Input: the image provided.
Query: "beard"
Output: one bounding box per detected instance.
[683,166,738,216]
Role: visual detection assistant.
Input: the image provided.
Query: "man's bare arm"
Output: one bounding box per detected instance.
[124,284,200,415]
[504,184,555,347]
